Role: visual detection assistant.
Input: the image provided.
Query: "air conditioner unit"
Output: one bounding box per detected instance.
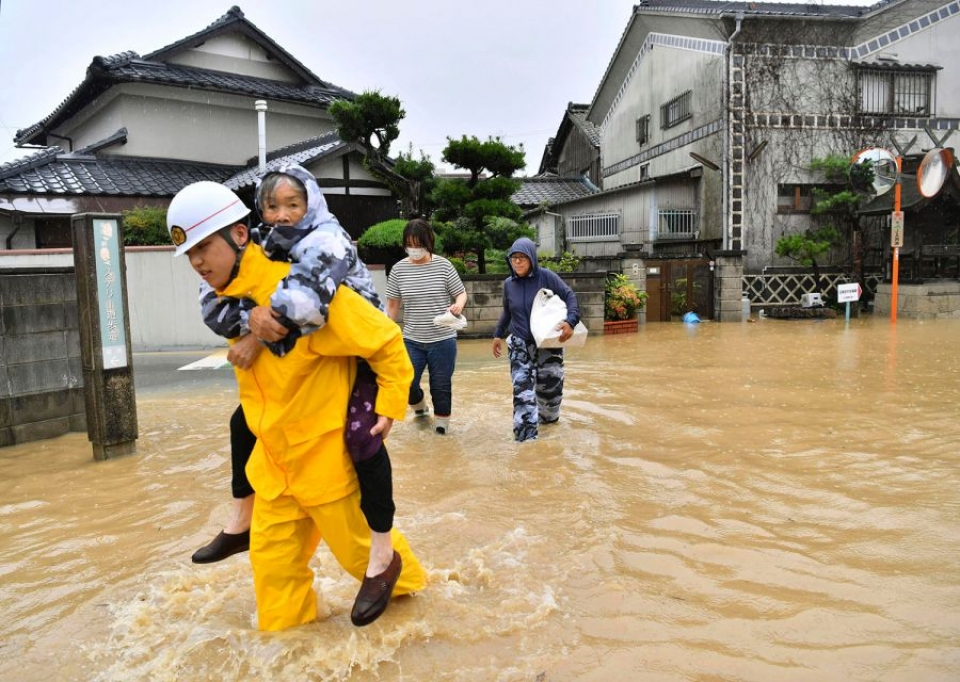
[800,293,824,308]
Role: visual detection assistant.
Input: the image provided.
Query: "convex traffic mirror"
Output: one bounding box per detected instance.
[850,147,898,198]
[917,147,955,199]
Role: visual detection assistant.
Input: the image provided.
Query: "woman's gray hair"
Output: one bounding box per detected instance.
[258,172,306,208]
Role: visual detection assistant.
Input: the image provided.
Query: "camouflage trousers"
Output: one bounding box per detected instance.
[506,335,564,442]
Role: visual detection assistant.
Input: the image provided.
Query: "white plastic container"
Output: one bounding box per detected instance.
[741,296,751,320]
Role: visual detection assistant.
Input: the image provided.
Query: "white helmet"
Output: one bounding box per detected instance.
[167,181,251,256]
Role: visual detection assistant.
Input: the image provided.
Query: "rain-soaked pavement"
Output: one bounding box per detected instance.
[1,315,959,681]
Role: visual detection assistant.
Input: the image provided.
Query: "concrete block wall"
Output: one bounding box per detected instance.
[456,272,607,339]
[715,253,746,322]
[0,268,86,446]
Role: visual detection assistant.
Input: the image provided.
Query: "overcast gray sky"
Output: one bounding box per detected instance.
[0,0,876,173]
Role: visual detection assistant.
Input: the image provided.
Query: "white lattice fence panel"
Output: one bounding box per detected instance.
[742,273,882,305]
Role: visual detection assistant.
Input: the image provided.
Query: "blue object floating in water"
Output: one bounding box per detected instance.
[682,312,701,324]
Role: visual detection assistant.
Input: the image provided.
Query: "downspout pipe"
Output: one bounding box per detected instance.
[721,13,743,251]
[255,100,268,174]
[46,131,74,153]
[542,208,566,254]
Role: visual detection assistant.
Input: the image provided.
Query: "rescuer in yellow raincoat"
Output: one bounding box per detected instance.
[167,181,426,631]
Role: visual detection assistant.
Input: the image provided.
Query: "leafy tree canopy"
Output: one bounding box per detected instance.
[330,91,436,217]
[329,91,404,156]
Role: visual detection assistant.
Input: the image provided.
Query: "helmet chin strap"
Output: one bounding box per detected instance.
[217,226,246,286]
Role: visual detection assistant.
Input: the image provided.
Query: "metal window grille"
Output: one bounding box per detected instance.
[660,91,692,129]
[656,209,697,240]
[857,67,934,116]
[568,213,620,242]
[636,114,651,144]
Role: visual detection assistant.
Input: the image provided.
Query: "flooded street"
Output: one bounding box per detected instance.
[1,315,959,681]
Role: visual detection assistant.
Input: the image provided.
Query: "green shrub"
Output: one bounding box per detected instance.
[358,218,445,252]
[357,219,407,249]
[448,256,467,274]
[122,205,169,246]
[604,273,647,321]
[539,251,580,273]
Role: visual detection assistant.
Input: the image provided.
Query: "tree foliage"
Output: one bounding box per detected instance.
[330,91,436,218]
[122,205,169,246]
[329,91,403,155]
[430,136,528,273]
[774,153,865,293]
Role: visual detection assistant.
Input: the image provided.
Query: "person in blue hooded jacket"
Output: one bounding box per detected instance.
[492,238,580,442]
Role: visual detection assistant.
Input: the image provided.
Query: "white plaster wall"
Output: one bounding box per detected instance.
[0,216,37,249]
[56,84,334,165]
[602,44,722,177]
[165,34,296,82]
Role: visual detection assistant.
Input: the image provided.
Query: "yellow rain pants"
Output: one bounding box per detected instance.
[251,489,427,631]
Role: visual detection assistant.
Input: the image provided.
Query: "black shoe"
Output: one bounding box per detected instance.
[351,551,402,626]
[191,530,250,564]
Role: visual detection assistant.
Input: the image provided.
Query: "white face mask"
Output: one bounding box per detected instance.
[406,247,427,260]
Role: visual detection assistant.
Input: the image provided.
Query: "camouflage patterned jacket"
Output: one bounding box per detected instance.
[199,164,382,356]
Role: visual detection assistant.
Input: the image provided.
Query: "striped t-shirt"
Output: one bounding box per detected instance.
[385,255,466,343]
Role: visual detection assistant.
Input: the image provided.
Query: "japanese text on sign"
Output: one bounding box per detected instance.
[93,219,127,369]
[891,211,904,248]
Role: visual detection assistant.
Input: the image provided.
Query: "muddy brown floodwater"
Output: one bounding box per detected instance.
[1,315,959,681]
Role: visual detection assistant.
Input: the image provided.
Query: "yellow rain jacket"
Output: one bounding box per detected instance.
[219,243,412,505]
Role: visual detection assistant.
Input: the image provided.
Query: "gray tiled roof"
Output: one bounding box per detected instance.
[225,131,349,189]
[512,175,599,208]
[538,103,601,175]
[0,148,241,197]
[566,104,601,147]
[145,6,334,88]
[634,0,881,18]
[15,6,354,146]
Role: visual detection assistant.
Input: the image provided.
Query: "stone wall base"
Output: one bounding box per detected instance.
[874,281,960,319]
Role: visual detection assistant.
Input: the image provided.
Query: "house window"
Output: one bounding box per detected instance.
[660,91,692,129]
[568,213,620,242]
[636,115,651,145]
[656,209,697,240]
[639,164,650,180]
[777,184,843,213]
[856,65,935,116]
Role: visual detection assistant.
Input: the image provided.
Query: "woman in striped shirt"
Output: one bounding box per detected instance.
[385,219,467,435]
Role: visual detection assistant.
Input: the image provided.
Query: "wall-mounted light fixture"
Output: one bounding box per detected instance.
[748,140,768,162]
[689,151,720,171]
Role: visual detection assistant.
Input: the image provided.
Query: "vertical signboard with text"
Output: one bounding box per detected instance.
[93,218,128,369]
[72,213,138,460]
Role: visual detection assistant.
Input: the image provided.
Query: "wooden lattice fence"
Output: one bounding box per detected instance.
[742,271,883,306]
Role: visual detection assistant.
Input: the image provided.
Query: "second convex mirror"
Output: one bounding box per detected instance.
[850,147,898,198]
[917,147,955,199]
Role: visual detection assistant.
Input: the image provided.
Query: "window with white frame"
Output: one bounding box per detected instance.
[660,91,692,129]
[636,114,651,145]
[656,209,697,240]
[856,65,936,116]
[568,213,620,241]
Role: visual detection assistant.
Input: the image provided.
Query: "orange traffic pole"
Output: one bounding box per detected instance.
[891,156,901,325]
